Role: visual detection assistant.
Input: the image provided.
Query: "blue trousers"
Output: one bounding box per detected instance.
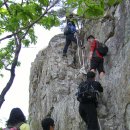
[63,34,77,54]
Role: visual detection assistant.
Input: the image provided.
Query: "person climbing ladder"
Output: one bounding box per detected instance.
[76,71,103,130]
[87,35,107,79]
[63,14,77,57]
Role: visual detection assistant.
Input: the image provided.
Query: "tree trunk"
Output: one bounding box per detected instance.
[0,43,21,108]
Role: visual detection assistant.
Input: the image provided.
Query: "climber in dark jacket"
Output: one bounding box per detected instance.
[63,14,77,57]
[41,117,55,130]
[87,35,105,79]
[78,71,103,130]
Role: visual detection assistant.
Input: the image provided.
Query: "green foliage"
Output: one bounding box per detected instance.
[0,39,15,70]
[64,0,105,18]
[38,0,49,6]
[0,0,60,35]
[39,14,60,29]
[0,0,60,74]
[22,39,30,47]
[107,0,122,6]
[64,0,122,19]
[0,0,61,108]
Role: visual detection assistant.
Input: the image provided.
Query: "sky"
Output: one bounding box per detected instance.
[0,26,61,127]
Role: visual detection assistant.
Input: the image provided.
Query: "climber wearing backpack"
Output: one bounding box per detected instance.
[63,16,77,57]
[76,71,103,130]
[87,35,108,79]
[66,13,78,26]
[3,108,30,130]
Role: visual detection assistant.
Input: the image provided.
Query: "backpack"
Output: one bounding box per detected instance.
[3,127,19,130]
[3,123,23,130]
[64,22,76,35]
[96,41,108,56]
[76,81,99,103]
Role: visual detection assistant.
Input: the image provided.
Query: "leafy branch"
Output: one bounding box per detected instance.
[63,0,122,19]
[0,0,59,42]
[0,0,60,108]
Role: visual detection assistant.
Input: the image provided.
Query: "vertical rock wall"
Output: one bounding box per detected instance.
[29,1,130,130]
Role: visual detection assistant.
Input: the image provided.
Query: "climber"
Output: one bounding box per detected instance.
[66,13,78,26]
[66,13,74,24]
[87,35,105,79]
[77,71,103,130]
[63,14,77,57]
[41,117,55,130]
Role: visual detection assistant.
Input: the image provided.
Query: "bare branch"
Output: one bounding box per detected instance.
[0,27,6,30]
[3,0,19,47]
[14,33,19,46]
[3,63,11,71]
[0,34,13,41]
[4,0,12,15]
[26,0,29,5]
[21,0,24,5]
[5,66,11,71]
[21,27,31,40]
[0,0,8,8]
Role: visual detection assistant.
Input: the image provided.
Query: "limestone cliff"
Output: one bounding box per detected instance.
[29,1,130,130]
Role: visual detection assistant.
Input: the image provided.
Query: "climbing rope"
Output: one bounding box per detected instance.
[79,40,87,74]
[75,32,82,66]
[98,117,102,130]
[75,32,87,74]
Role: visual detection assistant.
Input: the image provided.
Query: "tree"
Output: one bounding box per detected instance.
[0,0,60,108]
[63,0,122,18]
[55,0,122,31]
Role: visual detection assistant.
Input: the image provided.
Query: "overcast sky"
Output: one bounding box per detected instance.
[0,26,61,127]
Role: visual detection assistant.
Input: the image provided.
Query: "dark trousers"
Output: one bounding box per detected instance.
[79,103,100,130]
[90,57,105,74]
[63,34,77,54]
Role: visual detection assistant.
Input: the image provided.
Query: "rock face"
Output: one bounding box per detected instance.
[29,1,130,130]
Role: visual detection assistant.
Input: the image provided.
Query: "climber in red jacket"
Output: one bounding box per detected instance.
[87,35,105,79]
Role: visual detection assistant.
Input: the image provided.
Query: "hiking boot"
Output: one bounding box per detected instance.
[63,53,67,57]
